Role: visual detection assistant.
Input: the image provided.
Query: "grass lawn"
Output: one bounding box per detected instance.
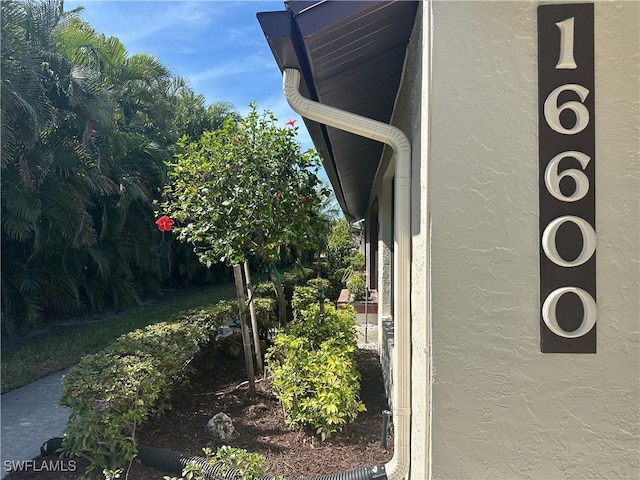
[1,284,235,393]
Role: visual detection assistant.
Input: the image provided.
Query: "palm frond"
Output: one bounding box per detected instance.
[110,274,140,310]
[122,203,157,271]
[81,246,111,280]
[35,179,96,249]
[0,285,43,333]
[1,213,35,241]
[1,186,42,222]
[12,262,47,293]
[167,75,189,95]
[125,53,170,84]
[98,199,126,241]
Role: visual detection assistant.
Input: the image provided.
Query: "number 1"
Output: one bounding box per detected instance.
[556,17,577,69]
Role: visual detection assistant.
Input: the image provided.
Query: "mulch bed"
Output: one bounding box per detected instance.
[5,348,393,479]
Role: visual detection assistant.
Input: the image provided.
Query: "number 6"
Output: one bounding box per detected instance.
[544,84,590,135]
[544,151,591,202]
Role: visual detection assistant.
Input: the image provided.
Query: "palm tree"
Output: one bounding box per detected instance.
[1,0,115,331]
[1,1,163,331]
[1,0,238,334]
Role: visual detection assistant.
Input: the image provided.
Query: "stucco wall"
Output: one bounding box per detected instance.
[428,2,639,479]
[375,2,432,478]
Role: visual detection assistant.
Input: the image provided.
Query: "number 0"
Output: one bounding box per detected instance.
[542,215,596,268]
[542,287,597,338]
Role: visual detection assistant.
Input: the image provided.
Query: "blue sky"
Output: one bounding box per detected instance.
[65,0,314,152]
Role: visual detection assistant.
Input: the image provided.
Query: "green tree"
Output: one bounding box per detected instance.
[1,0,117,331]
[161,104,329,324]
[1,0,227,333]
[327,218,357,271]
[169,90,240,143]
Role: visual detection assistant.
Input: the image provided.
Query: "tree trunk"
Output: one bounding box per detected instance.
[269,266,287,326]
[232,264,256,397]
[243,260,263,373]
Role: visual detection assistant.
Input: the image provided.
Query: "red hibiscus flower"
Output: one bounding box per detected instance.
[155,215,174,232]
[285,119,297,127]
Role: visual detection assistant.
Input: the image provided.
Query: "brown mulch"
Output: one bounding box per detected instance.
[5,348,393,479]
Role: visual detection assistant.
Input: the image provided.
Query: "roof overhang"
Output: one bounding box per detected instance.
[258,0,418,221]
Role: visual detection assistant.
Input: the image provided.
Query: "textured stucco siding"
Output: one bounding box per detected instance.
[427,2,639,479]
[369,2,429,477]
[398,8,431,480]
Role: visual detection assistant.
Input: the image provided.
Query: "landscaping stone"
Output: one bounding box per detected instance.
[205,412,239,440]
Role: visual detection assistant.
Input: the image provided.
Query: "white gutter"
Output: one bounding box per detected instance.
[283,68,411,480]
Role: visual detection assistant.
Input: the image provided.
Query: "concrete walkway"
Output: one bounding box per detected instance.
[356,312,378,349]
[1,370,69,479]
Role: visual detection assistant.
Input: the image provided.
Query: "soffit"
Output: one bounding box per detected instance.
[258,0,417,220]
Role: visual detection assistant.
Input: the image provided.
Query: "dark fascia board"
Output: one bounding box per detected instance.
[257,8,354,220]
[283,0,319,16]
[255,11,299,71]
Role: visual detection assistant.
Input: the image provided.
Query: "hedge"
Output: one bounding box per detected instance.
[58,300,253,472]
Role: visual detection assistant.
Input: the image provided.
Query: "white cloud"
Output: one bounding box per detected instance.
[117,3,224,44]
[187,52,278,85]
[68,1,227,51]
[225,25,265,47]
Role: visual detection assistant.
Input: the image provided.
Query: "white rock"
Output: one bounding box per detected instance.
[205,412,239,440]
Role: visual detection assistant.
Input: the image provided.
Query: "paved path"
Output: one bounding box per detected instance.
[1,370,69,479]
[356,312,378,349]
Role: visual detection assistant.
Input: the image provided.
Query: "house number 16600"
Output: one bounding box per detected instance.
[538,4,596,353]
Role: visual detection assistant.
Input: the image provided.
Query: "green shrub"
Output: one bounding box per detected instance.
[324,268,347,301]
[346,272,367,302]
[266,333,364,440]
[59,304,231,473]
[288,303,356,349]
[291,278,332,318]
[327,219,356,272]
[297,271,338,302]
[291,285,319,318]
[307,277,331,296]
[207,446,267,480]
[215,333,244,359]
[253,267,313,303]
[324,219,359,301]
[312,259,330,279]
[266,303,364,440]
[253,297,277,332]
[253,281,276,300]
[164,446,270,480]
[280,267,314,302]
[348,252,365,271]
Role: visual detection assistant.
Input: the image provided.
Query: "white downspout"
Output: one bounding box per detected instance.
[283,68,411,480]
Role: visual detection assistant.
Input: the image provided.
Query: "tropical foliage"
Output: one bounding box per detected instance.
[160,105,331,324]
[1,0,235,333]
[323,218,360,298]
[59,301,235,473]
[266,303,365,440]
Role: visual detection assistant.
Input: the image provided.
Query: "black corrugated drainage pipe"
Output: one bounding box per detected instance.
[41,438,387,480]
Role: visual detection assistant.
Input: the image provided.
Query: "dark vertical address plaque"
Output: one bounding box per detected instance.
[538,4,596,353]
